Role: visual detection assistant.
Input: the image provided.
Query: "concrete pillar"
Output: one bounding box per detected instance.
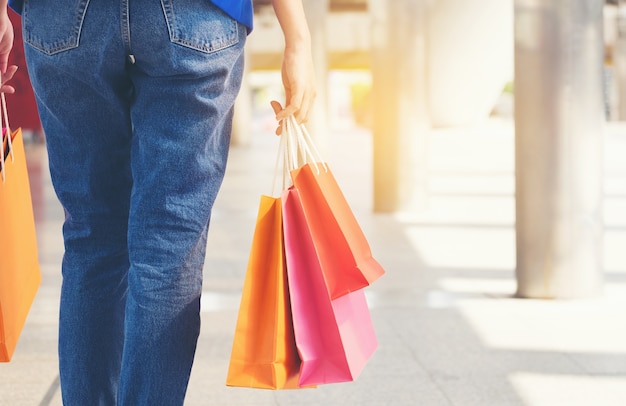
[615,0,626,120]
[302,0,329,154]
[427,0,514,127]
[514,0,604,298]
[370,0,430,213]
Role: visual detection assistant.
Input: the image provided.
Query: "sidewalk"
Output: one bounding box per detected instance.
[2,118,626,405]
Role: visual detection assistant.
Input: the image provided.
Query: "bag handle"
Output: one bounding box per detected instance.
[270,116,308,196]
[270,115,329,196]
[0,71,13,183]
[271,119,291,196]
[284,115,327,175]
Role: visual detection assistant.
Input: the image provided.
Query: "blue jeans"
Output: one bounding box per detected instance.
[22,0,246,404]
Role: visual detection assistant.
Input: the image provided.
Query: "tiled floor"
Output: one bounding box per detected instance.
[2,118,626,405]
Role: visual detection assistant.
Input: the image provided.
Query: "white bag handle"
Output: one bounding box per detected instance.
[270,115,329,196]
[284,115,327,175]
[270,118,292,196]
[0,71,13,183]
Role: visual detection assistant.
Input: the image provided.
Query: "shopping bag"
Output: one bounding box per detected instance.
[226,195,302,389]
[282,187,378,386]
[283,116,385,299]
[0,118,42,361]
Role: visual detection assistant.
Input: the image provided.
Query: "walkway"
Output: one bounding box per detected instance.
[2,117,626,405]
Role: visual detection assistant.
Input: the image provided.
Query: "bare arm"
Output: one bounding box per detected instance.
[0,1,12,73]
[271,0,316,124]
[0,1,17,92]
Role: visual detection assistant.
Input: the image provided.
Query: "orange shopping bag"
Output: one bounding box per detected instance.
[226,195,302,389]
[0,92,42,361]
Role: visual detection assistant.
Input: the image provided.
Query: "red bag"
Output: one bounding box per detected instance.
[284,116,385,299]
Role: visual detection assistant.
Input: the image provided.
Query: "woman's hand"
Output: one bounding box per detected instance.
[0,6,16,94]
[270,0,316,133]
[0,64,17,94]
[275,45,316,123]
[270,100,284,135]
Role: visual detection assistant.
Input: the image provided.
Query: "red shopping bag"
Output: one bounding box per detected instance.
[226,196,302,389]
[282,187,378,386]
[284,116,385,299]
[291,163,385,299]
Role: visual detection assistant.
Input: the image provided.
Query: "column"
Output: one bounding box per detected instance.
[514,0,604,298]
[615,0,626,120]
[370,0,430,212]
[302,0,329,154]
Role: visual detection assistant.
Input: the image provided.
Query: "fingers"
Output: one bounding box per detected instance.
[271,83,316,135]
[275,85,295,121]
[293,87,315,123]
[2,64,17,83]
[275,89,316,124]
[0,65,17,94]
[270,100,283,115]
[270,100,284,135]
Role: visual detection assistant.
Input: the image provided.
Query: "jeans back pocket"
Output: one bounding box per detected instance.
[161,0,239,54]
[23,0,91,55]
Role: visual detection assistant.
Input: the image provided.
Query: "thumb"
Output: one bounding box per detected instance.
[270,100,283,116]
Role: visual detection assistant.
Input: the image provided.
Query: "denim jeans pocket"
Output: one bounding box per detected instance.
[23,0,90,55]
[160,0,239,54]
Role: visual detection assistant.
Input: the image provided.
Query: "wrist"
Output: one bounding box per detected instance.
[284,36,311,53]
[284,32,310,49]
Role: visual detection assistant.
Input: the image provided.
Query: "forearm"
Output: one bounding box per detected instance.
[271,0,311,50]
[270,0,316,123]
[0,0,12,74]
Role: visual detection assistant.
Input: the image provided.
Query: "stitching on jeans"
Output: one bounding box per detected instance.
[23,0,91,55]
[160,0,239,54]
[170,24,239,54]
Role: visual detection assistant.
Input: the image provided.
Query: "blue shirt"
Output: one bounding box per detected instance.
[8,0,23,14]
[211,0,253,30]
[8,0,253,30]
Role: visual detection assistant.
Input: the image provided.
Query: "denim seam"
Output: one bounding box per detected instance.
[120,0,132,54]
[159,0,239,54]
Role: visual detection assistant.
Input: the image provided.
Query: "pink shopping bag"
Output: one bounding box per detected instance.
[282,187,378,386]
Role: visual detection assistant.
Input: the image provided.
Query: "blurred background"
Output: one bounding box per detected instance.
[3,1,626,405]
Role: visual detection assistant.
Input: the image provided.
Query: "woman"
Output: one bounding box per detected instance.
[0,0,315,404]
